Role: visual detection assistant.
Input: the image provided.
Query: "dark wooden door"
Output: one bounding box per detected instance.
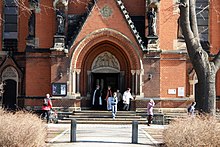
[3,79,17,110]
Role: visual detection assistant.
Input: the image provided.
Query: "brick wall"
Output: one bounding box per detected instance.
[210,0,220,54]
[17,0,29,52]
[25,53,51,96]
[35,0,55,48]
[210,1,220,96]
[159,0,179,50]
[160,54,186,98]
[142,57,160,97]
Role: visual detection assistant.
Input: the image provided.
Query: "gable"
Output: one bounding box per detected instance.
[70,0,145,51]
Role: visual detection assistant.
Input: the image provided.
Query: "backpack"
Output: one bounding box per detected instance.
[43,98,49,106]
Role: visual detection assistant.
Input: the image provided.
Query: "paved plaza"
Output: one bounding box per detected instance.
[46,123,165,147]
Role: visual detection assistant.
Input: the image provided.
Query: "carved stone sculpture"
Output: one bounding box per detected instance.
[147,7,157,36]
[56,11,65,35]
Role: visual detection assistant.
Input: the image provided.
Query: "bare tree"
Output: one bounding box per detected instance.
[179,0,220,115]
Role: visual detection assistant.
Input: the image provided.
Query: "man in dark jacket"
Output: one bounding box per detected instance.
[92,85,102,109]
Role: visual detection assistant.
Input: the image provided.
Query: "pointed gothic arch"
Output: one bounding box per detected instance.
[68,29,144,100]
[1,66,18,110]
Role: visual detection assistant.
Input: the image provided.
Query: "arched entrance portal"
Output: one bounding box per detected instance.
[1,66,18,110]
[70,29,144,110]
[90,52,121,110]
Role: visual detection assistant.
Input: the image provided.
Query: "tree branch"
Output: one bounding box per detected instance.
[213,50,220,71]
[180,0,197,56]
[189,0,199,39]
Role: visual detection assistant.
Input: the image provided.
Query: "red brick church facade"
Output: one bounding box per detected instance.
[0,0,219,112]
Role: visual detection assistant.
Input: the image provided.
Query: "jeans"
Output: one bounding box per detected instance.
[43,110,51,123]
[123,104,129,111]
[111,104,117,118]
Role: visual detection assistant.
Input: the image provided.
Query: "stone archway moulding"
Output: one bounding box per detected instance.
[70,28,143,70]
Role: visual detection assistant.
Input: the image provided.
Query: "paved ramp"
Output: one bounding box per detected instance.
[47,124,164,147]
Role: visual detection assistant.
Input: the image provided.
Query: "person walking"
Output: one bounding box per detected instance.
[187,101,196,116]
[42,93,53,123]
[147,99,155,126]
[122,88,134,111]
[111,92,118,119]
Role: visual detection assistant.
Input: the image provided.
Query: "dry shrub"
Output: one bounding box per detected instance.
[0,109,47,147]
[163,116,220,147]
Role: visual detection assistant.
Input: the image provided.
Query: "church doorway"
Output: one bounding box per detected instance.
[2,79,17,110]
[92,73,119,93]
[91,73,119,110]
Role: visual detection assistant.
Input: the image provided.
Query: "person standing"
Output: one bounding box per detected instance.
[105,86,113,110]
[123,88,134,111]
[116,89,123,110]
[92,85,102,109]
[42,93,53,123]
[147,99,155,126]
[111,92,118,119]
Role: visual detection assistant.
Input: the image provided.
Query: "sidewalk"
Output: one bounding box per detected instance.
[46,123,165,147]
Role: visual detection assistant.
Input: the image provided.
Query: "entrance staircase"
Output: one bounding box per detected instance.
[56,108,189,124]
[57,110,164,124]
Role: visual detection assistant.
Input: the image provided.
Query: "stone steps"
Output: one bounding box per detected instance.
[57,110,188,125]
[58,110,148,124]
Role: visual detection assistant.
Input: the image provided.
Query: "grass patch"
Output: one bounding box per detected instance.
[0,109,46,147]
[163,116,220,147]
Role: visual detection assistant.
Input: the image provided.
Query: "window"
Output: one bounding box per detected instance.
[3,0,18,51]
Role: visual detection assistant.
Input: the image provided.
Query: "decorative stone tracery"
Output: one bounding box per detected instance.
[92,52,120,73]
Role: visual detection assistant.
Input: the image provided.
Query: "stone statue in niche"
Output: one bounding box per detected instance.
[27,11,35,38]
[56,10,65,35]
[147,7,157,36]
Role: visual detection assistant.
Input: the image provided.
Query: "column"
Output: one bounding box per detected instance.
[75,69,81,93]
[131,70,136,95]
[87,71,91,96]
[72,69,76,94]
[67,68,71,95]
[136,70,141,95]
[139,69,144,97]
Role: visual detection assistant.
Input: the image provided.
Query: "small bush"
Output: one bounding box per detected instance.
[163,116,220,147]
[0,109,47,147]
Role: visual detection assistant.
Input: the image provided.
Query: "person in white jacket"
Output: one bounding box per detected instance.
[122,88,133,111]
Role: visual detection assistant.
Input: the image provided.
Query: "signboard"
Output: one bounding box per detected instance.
[178,87,185,97]
[168,89,176,95]
[52,83,67,96]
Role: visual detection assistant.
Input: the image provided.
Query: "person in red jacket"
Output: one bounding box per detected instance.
[42,93,53,123]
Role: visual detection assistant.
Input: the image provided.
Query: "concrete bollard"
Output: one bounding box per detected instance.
[70,119,77,142]
[132,120,138,144]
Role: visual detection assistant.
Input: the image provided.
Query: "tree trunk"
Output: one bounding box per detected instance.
[179,0,220,115]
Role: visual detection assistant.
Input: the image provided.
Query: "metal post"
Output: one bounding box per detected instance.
[132,120,138,144]
[70,119,77,142]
